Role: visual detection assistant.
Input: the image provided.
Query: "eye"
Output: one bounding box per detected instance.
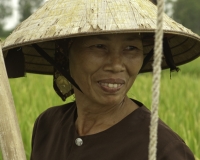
[124,46,138,51]
[89,44,107,51]
[94,44,106,49]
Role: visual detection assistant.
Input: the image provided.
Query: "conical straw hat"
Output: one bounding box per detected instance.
[2,0,200,76]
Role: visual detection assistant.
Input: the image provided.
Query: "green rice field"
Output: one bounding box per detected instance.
[0,58,200,160]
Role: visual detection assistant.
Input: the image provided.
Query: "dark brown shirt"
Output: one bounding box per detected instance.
[31,100,195,160]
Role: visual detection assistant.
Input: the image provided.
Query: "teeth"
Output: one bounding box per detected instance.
[108,83,114,88]
[99,83,122,89]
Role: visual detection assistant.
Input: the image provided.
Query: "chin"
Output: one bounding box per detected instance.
[97,95,125,106]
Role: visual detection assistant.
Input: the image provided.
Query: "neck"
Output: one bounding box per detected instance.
[75,97,138,136]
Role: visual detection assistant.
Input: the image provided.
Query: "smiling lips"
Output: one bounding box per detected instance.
[98,79,125,92]
[100,83,122,89]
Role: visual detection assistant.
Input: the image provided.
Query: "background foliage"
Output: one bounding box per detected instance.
[166,0,200,35]
[0,0,45,38]
[18,0,44,22]
[0,0,12,37]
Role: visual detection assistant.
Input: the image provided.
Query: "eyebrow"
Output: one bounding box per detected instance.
[94,35,110,41]
[94,35,141,41]
[125,36,141,41]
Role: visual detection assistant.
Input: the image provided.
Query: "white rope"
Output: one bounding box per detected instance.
[148,0,165,160]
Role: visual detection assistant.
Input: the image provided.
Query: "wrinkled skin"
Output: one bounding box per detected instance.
[69,33,144,135]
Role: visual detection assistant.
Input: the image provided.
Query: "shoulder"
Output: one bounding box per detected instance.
[157,120,195,159]
[131,99,187,146]
[130,99,195,159]
[31,101,76,145]
[40,101,75,117]
[34,101,76,128]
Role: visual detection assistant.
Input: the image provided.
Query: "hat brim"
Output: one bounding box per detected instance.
[2,0,200,77]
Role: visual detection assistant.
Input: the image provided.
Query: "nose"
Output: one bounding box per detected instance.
[103,52,125,73]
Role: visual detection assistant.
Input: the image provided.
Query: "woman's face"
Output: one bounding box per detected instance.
[69,33,143,106]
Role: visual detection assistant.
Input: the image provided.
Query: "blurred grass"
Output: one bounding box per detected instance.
[0,58,199,160]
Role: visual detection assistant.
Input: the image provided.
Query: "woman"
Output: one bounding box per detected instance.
[30,33,195,160]
[2,0,200,159]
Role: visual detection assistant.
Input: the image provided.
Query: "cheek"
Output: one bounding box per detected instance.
[69,59,85,80]
[69,54,81,80]
[126,57,143,90]
[127,55,144,74]
[69,53,97,83]
[137,56,144,70]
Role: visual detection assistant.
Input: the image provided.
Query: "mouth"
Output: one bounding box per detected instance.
[99,82,123,89]
[98,79,125,92]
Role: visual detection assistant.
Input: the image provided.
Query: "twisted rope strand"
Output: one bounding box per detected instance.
[148,0,165,160]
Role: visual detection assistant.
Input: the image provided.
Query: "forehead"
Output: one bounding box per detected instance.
[74,33,142,42]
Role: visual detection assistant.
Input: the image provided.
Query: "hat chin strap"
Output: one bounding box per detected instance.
[32,44,82,92]
[139,38,180,74]
[163,38,180,73]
